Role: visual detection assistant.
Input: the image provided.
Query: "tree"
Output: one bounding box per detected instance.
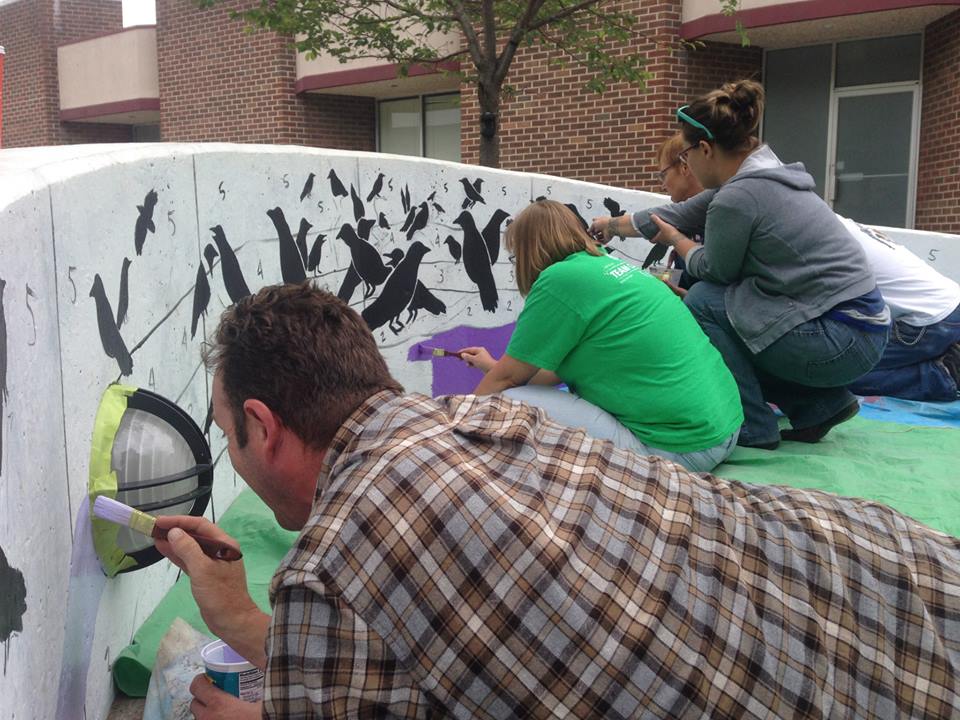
[209,0,743,167]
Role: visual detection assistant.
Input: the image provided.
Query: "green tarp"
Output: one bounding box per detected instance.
[114,415,960,697]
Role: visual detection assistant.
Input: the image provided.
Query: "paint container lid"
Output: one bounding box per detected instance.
[201,639,255,672]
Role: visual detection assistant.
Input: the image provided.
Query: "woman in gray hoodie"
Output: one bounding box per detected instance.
[592,80,890,449]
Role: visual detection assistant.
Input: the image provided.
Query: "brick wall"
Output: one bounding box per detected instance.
[459,0,761,192]
[0,0,128,147]
[916,8,960,234]
[156,0,374,149]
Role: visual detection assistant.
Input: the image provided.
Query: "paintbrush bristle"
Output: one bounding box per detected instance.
[93,495,157,536]
[432,347,446,356]
[93,495,134,526]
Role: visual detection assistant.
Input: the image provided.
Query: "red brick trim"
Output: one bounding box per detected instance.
[57,23,154,49]
[295,60,460,94]
[682,0,960,39]
[60,97,160,121]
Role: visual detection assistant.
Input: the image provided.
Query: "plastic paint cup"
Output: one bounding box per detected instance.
[200,639,264,702]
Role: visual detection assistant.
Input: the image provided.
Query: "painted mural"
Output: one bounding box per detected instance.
[1,143,959,720]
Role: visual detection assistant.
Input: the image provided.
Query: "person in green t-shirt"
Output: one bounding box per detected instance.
[460,200,743,472]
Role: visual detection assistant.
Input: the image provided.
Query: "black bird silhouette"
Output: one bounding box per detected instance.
[378,212,391,230]
[0,278,6,475]
[401,184,411,214]
[481,209,510,265]
[642,244,669,269]
[603,197,625,217]
[134,189,158,255]
[406,202,429,241]
[337,224,389,299]
[337,264,363,303]
[399,207,417,233]
[349,184,365,221]
[366,173,385,202]
[190,263,211,339]
[267,207,307,284]
[454,211,498,312]
[406,280,446,325]
[459,178,485,209]
[357,217,377,241]
[116,257,132,328]
[203,398,215,437]
[362,241,431,334]
[431,201,445,215]
[383,249,404,268]
[203,243,219,274]
[444,236,462,264]
[564,204,590,231]
[328,169,348,197]
[90,274,133,376]
[295,218,313,267]
[300,172,315,202]
[210,225,251,303]
[307,234,326,273]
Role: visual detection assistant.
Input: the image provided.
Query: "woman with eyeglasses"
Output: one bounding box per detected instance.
[458,199,743,473]
[657,132,706,294]
[591,80,889,449]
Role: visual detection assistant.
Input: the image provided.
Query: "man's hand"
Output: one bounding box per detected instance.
[154,515,269,668]
[459,347,497,373]
[189,673,263,720]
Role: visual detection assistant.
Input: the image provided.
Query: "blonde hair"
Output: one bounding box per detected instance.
[506,200,603,296]
[681,79,765,152]
[658,132,688,169]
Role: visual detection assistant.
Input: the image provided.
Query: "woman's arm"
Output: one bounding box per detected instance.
[459,349,540,395]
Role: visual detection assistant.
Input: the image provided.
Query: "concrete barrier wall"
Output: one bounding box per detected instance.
[0,143,956,720]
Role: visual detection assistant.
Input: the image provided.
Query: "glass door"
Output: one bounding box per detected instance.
[827,85,919,227]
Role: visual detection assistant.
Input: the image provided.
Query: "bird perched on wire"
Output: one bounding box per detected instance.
[406,202,429,241]
[90,274,133,376]
[337,223,389,299]
[444,236,461,264]
[210,225,251,304]
[328,169,348,198]
[459,178,485,210]
[366,173,385,203]
[454,210,498,312]
[190,263,211,339]
[300,173,315,202]
[295,218,313,267]
[362,241,432,334]
[267,207,307,284]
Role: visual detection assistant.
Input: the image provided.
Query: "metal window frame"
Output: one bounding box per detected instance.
[376,91,460,160]
[761,32,924,228]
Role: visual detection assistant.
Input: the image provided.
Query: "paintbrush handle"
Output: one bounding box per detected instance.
[152,527,243,561]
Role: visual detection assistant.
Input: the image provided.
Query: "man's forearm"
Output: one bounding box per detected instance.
[215,607,272,670]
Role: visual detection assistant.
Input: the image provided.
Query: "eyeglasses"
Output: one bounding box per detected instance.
[676,105,715,140]
[676,142,701,163]
[657,159,680,183]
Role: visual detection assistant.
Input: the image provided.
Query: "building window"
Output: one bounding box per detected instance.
[133,124,161,142]
[378,93,460,162]
[763,34,921,228]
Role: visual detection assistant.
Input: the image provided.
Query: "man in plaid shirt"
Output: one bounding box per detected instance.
[158,283,960,719]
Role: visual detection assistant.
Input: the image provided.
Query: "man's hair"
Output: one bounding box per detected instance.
[202,282,402,449]
[658,132,687,169]
[506,199,603,296]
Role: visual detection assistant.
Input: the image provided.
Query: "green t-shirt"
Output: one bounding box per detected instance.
[506,251,743,452]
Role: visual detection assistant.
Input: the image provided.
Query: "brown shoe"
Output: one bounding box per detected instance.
[780,400,860,443]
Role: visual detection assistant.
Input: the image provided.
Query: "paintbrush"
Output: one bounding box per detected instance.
[420,344,464,359]
[92,496,243,561]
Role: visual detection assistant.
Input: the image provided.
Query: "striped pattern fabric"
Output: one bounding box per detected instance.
[264,391,960,719]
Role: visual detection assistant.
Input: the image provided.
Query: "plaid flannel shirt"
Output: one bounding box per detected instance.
[264,391,960,719]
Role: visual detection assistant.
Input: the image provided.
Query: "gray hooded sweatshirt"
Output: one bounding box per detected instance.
[633,145,877,354]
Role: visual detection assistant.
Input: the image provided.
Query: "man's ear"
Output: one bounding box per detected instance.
[242,399,282,455]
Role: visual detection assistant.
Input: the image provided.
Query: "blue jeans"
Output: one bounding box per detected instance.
[685,282,889,447]
[503,385,739,473]
[848,302,960,401]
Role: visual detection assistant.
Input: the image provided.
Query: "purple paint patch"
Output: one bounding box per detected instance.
[407,322,516,397]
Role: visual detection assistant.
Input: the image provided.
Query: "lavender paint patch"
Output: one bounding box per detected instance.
[408,322,516,397]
